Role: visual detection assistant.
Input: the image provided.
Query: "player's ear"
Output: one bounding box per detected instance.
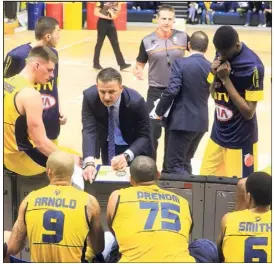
[188,41,191,51]
[130,176,135,186]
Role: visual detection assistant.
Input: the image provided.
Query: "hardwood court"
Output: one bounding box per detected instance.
[4,25,272,173]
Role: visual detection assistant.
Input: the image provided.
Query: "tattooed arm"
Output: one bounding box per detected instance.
[86,195,105,254]
[6,196,28,257]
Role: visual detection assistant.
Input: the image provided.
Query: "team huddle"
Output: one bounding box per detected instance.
[3,3,271,263]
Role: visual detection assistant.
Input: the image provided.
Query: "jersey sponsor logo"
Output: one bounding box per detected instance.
[42,94,56,110]
[4,81,15,94]
[215,104,233,122]
[244,153,254,167]
[214,92,229,102]
[34,79,54,92]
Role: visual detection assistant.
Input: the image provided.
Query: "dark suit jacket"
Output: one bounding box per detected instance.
[155,53,211,132]
[82,85,151,159]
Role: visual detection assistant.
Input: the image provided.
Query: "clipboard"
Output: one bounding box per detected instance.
[94,165,130,183]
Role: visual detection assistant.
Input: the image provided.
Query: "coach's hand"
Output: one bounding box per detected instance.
[211,57,222,75]
[83,165,97,183]
[217,61,231,81]
[111,154,127,171]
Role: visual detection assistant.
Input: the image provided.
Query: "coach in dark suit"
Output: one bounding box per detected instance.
[155,31,211,175]
[82,67,151,182]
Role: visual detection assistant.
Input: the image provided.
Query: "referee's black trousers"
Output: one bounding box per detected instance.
[163,130,205,175]
[93,18,125,66]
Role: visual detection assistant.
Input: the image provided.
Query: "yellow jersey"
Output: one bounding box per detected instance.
[4,75,35,156]
[112,184,195,262]
[25,185,94,262]
[222,209,271,262]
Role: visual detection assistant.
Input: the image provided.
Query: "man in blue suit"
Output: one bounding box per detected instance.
[155,31,212,174]
[82,67,151,182]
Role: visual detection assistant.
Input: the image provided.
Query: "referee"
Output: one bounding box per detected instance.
[93,2,131,71]
[133,5,189,163]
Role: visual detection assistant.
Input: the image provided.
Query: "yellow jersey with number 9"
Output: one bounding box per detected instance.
[112,184,195,262]
[25,185,93,262]
[222,209,271,262]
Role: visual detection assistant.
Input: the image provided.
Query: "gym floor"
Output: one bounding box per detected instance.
[4,24,272,173]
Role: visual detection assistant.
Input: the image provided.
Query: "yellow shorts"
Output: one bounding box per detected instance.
[200,138,258,178]
[4,140,80,176]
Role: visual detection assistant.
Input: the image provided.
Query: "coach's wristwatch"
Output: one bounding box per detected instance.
[123,153,131,163]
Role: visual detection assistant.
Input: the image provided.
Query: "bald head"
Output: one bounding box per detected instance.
[130,156,158,183]
[190,31,209,53]
[46,151,74,180]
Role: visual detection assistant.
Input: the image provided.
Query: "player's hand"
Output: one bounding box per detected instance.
[133,65,144,80]
[111,154,127,171]
[211,57,222,75]
[59,112,67,125]
[83,165,97,183]
[217,61,231,81]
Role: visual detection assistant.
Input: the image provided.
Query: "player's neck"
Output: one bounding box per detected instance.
[134,181,157,187]
[19,68,35,85]
[50,179,71,186]
[31,40,49,48]
[156,28,173,39]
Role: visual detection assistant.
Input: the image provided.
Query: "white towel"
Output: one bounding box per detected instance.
[149,99,174,119]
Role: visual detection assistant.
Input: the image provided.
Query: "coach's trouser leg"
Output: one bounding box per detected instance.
[189,239,220,262]
[146,87,164,161]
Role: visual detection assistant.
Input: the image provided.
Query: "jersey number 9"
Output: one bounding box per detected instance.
[42,210,65,243]
[244,237,268,262]
[139,201,181,231]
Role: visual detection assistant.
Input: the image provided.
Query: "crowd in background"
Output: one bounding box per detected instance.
[188,1,272,27]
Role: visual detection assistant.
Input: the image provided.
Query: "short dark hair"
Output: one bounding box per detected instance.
[213,26,239,51]
[27,46,58,64]
[130,156,158,183]
[246,171,272,207]
[35,16,59,40]
[96,67,122,85]
[158,5,175,16]
[190,31,209,52]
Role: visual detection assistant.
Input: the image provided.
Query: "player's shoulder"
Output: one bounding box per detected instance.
[7,43,31,59]
[238,43,264,68]
[173,29,188,38]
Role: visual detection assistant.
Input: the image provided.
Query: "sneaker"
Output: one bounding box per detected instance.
[262,24,266,28]
[93,65,103,70]
[244,23,249,27]
[120,63,131,71]
[257,24,262,27]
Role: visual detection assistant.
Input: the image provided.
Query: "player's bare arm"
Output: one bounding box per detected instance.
[6,197,28,257]
[86,195,105,254]
[217,62,257,120]
[16,88,58,156]
[216,213,228,262]
[106,190,120,235]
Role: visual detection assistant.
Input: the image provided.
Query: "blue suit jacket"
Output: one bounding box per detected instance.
[155,53,211,132]
[82,85,151,159]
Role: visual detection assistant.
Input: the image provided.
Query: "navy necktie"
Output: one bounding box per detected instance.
[108,106,115,165]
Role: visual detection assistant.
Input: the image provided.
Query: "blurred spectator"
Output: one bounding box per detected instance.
[201,2,214,24]
[210,2,226,12]
[263,1,272,27]
[236,2,249,16]
[245,1,265,27]
[188,2,199,24]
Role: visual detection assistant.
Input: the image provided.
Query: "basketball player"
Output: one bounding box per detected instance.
[4,46,79,176]
[4,16,66,142]
[4,151,104,262]
[200,26,264,178]
[93,2,131,71]
[217,171,271,262]
[106,156,219,262]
